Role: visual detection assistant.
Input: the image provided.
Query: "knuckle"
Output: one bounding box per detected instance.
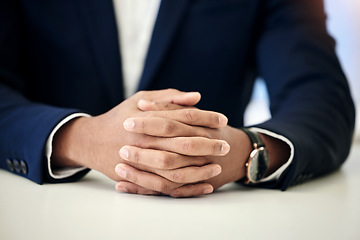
[156,181,170,192]
[184,109,197,123]
[156,102,173,110]
[163,121,176,135]
[182,140,194,152]
[211,114,220,126]
[133,150,140,163]
[170,171,185,183]
[212,141,222,154]
[157,153,172,169]
[139,119,145,130]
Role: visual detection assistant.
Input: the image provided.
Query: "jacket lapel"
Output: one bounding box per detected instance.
[138,0,191,91]
[75,0,124,106]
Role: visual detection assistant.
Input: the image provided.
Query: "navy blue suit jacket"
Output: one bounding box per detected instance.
[0,0,355,190]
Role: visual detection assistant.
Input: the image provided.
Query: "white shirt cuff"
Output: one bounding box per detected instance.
[45,113,90,179]
[249,127,295,183]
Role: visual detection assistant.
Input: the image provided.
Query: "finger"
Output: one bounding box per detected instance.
[123,117,211,137]
[137,107,228,128]
[138,89,201,106]
[128,136,230,157]
[119,146,209,169]
[116,181,213,198]
[115,163,183,193]
[155,137,231,156]
[115,181,161,196]
[154,164,221,184]
[138,99,185,111]
[119,146,222,183]
[169,183,214,198]
[170,91,201,106]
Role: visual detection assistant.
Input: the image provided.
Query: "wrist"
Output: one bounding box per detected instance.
[51,117,90,168]
[223,127,252,183]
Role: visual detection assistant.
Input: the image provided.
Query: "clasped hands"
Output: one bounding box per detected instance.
[52,89,250,197]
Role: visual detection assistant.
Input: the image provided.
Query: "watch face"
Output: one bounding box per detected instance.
[248,147,270,183]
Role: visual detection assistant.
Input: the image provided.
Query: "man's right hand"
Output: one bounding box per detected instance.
[51,89,229,195]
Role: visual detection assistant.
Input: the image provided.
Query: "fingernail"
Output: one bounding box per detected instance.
[118,187,128,193]
[221,141,231,155]
[119,147,129,160]
[218,114,228,127]
[123,119,135,130]
[115,164,127,178]
[116,183,129,193]
[212,165,222,177]
[203,186,213,195]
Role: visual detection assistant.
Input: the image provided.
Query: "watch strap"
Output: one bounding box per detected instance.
[241,128,265,149]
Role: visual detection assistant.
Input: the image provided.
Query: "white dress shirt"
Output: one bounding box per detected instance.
[113,0,161,98]
[46,0,293,183]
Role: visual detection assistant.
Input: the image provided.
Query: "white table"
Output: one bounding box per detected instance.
[1,142,360,240]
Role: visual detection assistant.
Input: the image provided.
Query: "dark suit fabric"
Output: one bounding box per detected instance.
[0,0,355,190]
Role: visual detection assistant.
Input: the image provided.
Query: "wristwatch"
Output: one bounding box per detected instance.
[241,128,270,184]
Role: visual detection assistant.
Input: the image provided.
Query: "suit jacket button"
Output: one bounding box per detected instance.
[13,160,21,173]
[6,159,14,172]
[20,160,28,175]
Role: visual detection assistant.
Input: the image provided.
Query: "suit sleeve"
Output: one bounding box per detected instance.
[252,0,356,190]
[0,1,89,184]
